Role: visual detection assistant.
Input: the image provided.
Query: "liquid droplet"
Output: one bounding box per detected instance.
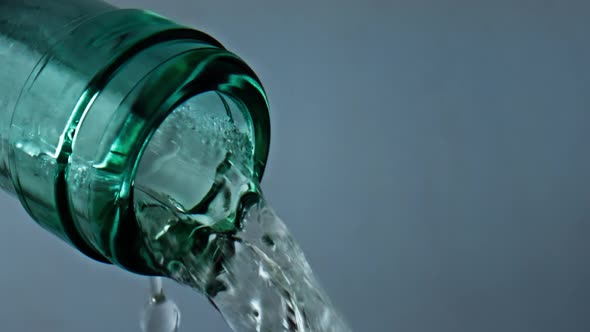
[141,278,181,332]
[141,295,181,332]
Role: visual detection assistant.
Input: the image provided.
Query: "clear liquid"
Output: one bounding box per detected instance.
[133,93,352,331]
[140,277,181,332]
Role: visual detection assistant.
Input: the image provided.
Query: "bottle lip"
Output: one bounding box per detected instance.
[84,41,271,273]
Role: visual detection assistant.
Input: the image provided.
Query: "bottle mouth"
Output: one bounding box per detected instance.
[132,90,262,274]
[134,91,255,215]
[115,48,270,273]
[66,37,270,273]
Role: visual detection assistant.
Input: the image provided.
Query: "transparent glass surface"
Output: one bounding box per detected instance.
[0,0,270,272]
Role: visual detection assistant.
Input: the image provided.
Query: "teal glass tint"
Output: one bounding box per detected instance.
[0,0,270,274]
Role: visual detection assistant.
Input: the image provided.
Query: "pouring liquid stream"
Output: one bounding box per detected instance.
[132,92,352,332]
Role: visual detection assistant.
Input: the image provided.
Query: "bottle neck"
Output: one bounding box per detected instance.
[0,6,270,274]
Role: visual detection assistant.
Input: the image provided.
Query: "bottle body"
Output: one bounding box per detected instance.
[0,0,270,274]
[0,0,115,196]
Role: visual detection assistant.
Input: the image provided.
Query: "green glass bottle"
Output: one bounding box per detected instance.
[0,0,270,275]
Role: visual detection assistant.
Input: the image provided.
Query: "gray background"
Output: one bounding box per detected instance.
[1,0,589,331]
